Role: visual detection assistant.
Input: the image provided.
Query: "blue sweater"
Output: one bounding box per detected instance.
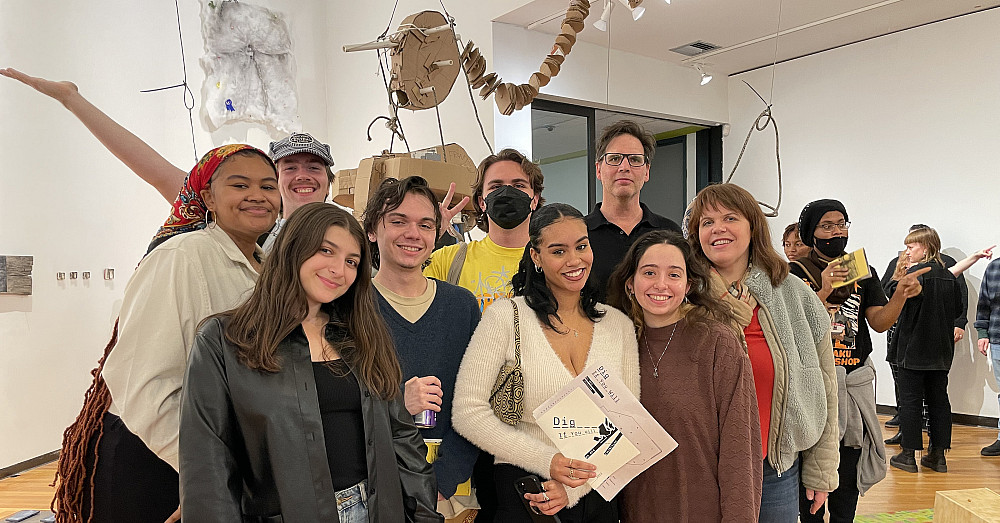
[375,280,482,498]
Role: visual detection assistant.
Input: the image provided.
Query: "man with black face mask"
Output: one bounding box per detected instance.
[425,149,543,313]
[788,198,924,523]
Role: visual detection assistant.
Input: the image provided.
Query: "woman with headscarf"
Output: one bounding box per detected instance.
[682,184,839,523]
[52,144,280,523]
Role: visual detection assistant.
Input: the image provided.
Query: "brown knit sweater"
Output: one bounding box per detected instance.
[621,318,762,523]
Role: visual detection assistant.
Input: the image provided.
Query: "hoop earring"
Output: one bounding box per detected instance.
[205,209,215,228]
[534,265,542,273]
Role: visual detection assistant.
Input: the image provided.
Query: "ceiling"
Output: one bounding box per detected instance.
[495,0,1000,76]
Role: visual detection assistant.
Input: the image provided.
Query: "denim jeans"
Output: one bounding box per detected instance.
[336,479,369,523]
[992,344,1000,439]
[759,457,800,523]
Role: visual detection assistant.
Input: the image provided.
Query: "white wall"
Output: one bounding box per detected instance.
[0,0,334,469]
[725,9,1000,418]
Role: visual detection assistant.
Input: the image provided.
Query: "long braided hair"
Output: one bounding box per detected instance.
[51,145,274,522]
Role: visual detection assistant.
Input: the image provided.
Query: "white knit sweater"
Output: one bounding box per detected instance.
[452,296,640,508]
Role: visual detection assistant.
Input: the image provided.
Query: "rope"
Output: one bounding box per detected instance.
[140,0,197,163]
[725,81,782,217]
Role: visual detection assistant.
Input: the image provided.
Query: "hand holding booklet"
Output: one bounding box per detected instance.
[829,248,871,288]
[532,363,677,501]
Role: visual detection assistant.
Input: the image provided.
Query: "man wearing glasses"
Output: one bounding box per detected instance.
[585,120,681,298]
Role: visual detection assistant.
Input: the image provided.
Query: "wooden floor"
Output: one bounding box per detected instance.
[2,416,999,519]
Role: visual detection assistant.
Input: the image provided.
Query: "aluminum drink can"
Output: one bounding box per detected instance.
[414,409,437,428]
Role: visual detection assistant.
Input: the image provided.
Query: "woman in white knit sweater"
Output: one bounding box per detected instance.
[453,203,640,523]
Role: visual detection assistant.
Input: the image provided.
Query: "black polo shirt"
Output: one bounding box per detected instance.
[586,202,682,300]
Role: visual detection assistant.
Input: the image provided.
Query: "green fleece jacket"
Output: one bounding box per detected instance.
[746,267,840,493]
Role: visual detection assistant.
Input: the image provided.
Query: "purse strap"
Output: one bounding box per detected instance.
[512,301,522,367]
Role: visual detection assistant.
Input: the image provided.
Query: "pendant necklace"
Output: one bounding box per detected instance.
[643,322,678,378]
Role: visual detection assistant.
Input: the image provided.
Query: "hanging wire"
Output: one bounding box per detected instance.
[453,35,494,154]
[379,0,402,39]
[431,87,448,162]
[604,1,612,107]
[725,0,785,218]
[140,0,198,163]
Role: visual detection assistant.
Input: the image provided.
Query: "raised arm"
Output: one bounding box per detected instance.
[950,246,995,276]
[1,68,186,201]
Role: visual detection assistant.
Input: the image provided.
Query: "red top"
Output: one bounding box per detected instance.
[744,306,774,459]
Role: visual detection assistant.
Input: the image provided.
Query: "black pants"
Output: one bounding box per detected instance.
[799,444,861,523]
[473,451,498,522]
[493,463,618,523]
[80,412,179,522]
[898,368,952,450]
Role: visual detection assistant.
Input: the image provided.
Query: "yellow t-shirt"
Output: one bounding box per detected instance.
[424,235,524,311]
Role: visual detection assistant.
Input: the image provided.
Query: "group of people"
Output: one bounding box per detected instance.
[4,66,997,523]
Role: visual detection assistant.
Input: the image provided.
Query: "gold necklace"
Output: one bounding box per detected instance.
[642,322,678,378]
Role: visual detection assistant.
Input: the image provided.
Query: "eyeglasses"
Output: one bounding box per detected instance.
[600,153,647,167]
[817,221,851,232]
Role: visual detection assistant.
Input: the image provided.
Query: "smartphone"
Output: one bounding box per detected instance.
[4,511,39,523]
[514,475,562,523]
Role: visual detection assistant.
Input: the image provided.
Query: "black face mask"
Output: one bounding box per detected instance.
[484,185,533,229]
[814,236,848,258]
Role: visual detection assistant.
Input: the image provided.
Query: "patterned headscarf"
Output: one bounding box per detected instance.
[146,144,273,254]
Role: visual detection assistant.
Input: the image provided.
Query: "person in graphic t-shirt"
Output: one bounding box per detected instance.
[788,199,924,523]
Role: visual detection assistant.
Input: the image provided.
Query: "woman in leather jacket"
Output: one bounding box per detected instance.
[179,203,441,523]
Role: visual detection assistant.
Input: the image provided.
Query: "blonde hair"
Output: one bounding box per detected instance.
[903,227,944,266]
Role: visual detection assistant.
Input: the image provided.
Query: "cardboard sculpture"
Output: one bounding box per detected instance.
[334,143,478,230]
[388,11,462,110]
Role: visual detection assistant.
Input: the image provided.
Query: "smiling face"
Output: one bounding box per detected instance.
[369,192,437,272]
[276,152,330,217]
[782,229,810,261]
[299,225,361,311]
[630,243,690,327]
[529,217,593,296]
[595,134,649,202]
[697,204,752,273]
[201,153,281,243]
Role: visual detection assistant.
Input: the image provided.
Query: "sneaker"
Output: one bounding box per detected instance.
[920,448,947,473]
[884,431,902,445]
[885,414,900,427]
[890,450,917,473]
[982,439,1000,456]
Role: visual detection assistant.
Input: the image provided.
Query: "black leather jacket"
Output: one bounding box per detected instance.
[886,260,963,371]
[179,317,442,523]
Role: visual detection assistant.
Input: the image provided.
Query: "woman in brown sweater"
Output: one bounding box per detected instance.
[608,230,762,522]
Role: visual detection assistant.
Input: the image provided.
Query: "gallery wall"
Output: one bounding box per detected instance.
[725,8,1000,419]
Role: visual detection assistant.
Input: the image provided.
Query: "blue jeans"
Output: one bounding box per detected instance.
[336,479,369,523]
[759,457,800,523]
[992,344,1000,439]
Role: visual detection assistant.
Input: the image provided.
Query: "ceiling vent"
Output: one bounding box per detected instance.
[669,41,720,57]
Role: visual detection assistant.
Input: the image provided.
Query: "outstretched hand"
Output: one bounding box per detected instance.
[973,245,995,261]
[438,182,470,238]
[0,68,80,104]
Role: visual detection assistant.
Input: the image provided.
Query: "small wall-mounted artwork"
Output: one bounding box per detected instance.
[0,255,33,295]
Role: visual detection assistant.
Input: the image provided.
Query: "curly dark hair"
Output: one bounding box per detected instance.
[607,230,737,339]
[511,203,605,332]
[360,176,441,269]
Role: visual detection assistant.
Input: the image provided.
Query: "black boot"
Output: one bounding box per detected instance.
[884,431,902,445]
[890,449,917,473]
[982,439,1000,456]
[920,447,947,472]
[885,413,900,427]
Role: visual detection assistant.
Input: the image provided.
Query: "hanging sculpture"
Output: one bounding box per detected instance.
[201,0,300,133]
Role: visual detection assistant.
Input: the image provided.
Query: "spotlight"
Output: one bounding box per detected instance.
[617,0,645,20]
[594,1,613,31]
[693,63,713,86]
